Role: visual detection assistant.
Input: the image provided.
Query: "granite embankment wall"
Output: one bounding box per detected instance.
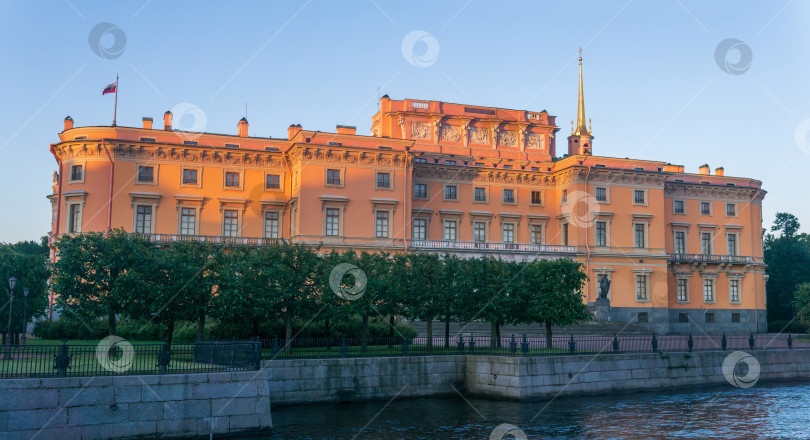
[0,370,272,440]
[2,350,810,439]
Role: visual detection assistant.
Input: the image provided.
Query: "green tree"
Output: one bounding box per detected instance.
[793,282,810,331]
[51,229,155,335]
[458,256,517,347]
[397,253,445,351]
[764,212,810,321]
[275,242,322,344]
[514,258,590,348]
[0,237,51,344]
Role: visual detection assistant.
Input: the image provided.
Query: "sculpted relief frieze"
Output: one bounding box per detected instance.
[440,125,462,142]
[411,121,431,140]
[469,127,489,145]
[498,131,517,147]
[526,133,544,150]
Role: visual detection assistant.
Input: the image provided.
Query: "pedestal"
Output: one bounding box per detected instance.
[592,297,612,323]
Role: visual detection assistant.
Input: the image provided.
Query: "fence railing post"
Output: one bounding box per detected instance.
[509,334,517,356]
[749,333,755,350]
[469,336,475,354]
[157,339,171,374]
[722,333,727,351]
[401,338,409,356]
[340,336,348,358]
[521,334,529,356]
[651,334,658,352]
[612,334,619,352]
[788,333,793,349]
[568,334,576,354]
[688,334,694,351]
[271,337,280,358]
[457,337,465,354]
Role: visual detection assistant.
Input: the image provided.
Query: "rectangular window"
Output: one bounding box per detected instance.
[412,219,427,240]
[678,313,689,323]
[474,187,487,202]
[595,221,607,247]
[701,202,711,215]
[703,278,715,302]
[415,157,427,164]
[375,211,389,238]
[502,223,515,243]
[444,185,457,200]
[223,210,239,237]
[326,169,341,185]
[264,212,279,239]
[70,165,83,181]
[502,164,512,169]
[68,204,81,233]
[561,223,569,246]
[676,278,688,302]
[705,313,715,323]
[414,183,427,199]
[224,143,239,149]
[701,232,712,255]
[183,141,198,146]
[325,208,340,236]
[634,223,646,248]
[732,313,741,323]
[475,162,484,167]
[727,234,738,255]
[443,220,457,241]
[138,166,154,182]
[637,312,649,323]
[634,190,645,204]
[225,172,240,187]
[183,169,198,185]
[729,279,740,303]
[180,208,196,235]
[265,174,280,190]
[376,173,390,188]
[674,231,686,254]
[530,224,543,244]
[635,274,648,300]
[503,189,515,203]
[473,222,486,242]
[673,200,684,214]
[445,160,456,165]
[531,191,542,205]
[595,187,606,202]
[726,203,736,216]
[135,205,152,234]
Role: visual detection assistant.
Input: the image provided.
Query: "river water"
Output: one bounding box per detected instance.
[261,380,810,439]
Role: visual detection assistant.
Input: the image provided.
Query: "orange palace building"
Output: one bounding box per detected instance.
[48,58,767,334]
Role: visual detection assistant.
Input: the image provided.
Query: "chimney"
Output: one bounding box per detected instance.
[336,125,356,135]
[288,124,302,140]
[163,111,173,131]
[142,117,153,130]
[238,117,249,137]
[715,167,724,176]
[698,164,710,175]
[63,116,74,131]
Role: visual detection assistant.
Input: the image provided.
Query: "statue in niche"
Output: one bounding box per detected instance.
[598,274,611,299]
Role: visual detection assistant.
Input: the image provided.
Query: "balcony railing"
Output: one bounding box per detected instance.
[410,239,578,254]
[668,253,754,264]
[141,234,286,247]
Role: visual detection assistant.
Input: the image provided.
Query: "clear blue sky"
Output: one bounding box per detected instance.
[0,1,807,243]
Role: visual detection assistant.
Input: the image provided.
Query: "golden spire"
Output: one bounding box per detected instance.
[575,47,591,137]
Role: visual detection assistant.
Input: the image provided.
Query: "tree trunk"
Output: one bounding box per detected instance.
[325,318,332,350]
[444,312,451,348]
[252,319,259,338]
[545,322,553,349]
[108,312,117,336]
[496,322,501,348]
[490,322,497,348]
[361,313,369,354]
[285,310,293,354]
[426,317,433,353]
[196,316,206,341]
[166,320,175,345]
[387,315,395,348]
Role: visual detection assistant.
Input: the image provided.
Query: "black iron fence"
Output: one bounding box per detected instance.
[0,339,261,379]
[255,333,808,360]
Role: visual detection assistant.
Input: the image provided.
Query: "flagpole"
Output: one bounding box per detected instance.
[112,74,118,126]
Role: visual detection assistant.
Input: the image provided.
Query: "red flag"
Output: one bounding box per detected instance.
[102,82,117,95]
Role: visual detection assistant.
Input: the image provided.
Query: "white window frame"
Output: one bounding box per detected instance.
[502,187,517,205]
[726,202,738,217]
[263,211,281,239]
[700,200,713,216]
[443,184,458,201]
[443,219,458,241]
[595,220,608,247]
[375,171,394,191]
[179,207,198,236]
[676,276,690,303]
[673,199,686,215]
[501,222,516,243]
[728,276,742,304]
[702,276,717,304]
[180,167,202,188]
[700,230,714,255]
[223,170,244,191]
[68,162,86,184]
[222,209,240,237]
[413,182,428,200]
[66,201,83,233]
[324,167,345,188]
[264,172,284,192]
[473,186,489,204]
[529,223,544,245]
[673,229,687,254]
[594,186,609,204]
[633,188,648,206]
[529,190,544,207]
[633,222,647,249]
[726,232,739,256]
[412,217,428,240]
[634,272,651,302]
[136,163,159,186]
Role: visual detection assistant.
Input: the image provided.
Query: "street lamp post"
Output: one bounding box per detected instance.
[22,287,29,346]
[6,276,16,358]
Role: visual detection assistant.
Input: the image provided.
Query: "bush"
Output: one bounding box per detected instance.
[767,319,809,334]
[208,316,417,340]
[33,319,107,340]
